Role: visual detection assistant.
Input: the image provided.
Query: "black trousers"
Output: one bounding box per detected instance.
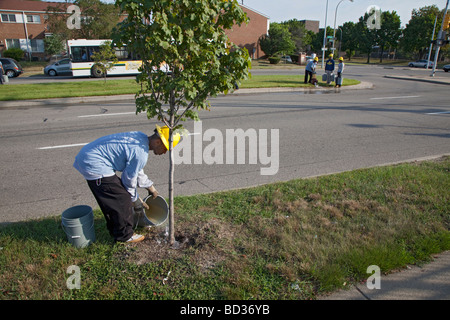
[87,175,134,242]
[304,70,313,83]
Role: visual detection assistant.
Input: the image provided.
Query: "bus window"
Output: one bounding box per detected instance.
[87,47,100,61]
[115,47,129,60]
[71,46,100,62]
[71,46,86,62]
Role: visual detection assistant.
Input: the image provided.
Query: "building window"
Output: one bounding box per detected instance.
[30,39,44,52]
[6,39,20,49]
[27,15,41,24]
[1,13,17,23]
[5,39,44,53]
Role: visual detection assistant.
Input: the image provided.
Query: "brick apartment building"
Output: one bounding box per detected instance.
[0,0,56,60]
[226,4,270,59]
[0,0,269,61]
[300,20,320,33]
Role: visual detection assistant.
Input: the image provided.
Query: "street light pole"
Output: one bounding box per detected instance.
[431,0,449,77]
[332,0,354,55]
[321,0,329,69]
[427,15,438,69]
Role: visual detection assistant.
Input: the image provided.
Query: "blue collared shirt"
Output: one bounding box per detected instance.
[306,60,317,72]
[73,131,153,202]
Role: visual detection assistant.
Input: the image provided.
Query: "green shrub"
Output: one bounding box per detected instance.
[268,56,280,64]
[4,48,25,61]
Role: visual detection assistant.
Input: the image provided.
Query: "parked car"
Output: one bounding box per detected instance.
[280,55,293,63]
[44,58,72,76]
[443,64,450,72]
[408,59,434,68]
[0,57,24,78]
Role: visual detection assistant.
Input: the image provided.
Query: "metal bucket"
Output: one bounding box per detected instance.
[61,205,96,248]
[135,195,169,228]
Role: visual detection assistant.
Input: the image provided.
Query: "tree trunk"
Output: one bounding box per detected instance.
[379,44,384,63]
[169,128,175,245]
[168,91,176,245]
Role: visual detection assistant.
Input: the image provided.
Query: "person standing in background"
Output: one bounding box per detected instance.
[325,54,335,85]
[335,57,345,88]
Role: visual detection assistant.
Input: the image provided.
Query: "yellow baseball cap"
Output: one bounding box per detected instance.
[155,125,181,150]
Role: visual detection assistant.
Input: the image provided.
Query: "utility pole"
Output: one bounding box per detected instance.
[431,0,449,77]
[332,0,354,55]
[427,15,438,69]
[321,0,329,69]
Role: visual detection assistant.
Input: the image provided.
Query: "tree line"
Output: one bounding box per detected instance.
[259,5,449,63]
[42,2,449,63]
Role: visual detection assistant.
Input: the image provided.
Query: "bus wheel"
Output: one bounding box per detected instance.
[91,65,105,78]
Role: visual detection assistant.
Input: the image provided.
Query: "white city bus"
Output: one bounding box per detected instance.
[67,39,143,77]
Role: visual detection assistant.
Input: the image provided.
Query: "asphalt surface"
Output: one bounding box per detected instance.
[1,66,449,300]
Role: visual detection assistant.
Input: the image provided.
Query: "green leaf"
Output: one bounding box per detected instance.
[116,0,250,124]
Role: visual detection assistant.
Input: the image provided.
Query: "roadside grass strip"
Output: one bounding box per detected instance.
[0,157,448,299]
[0,76,360,101]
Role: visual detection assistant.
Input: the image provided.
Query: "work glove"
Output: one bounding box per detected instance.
[132,198,148,229]
[147,185,159,199]
[133,197,149,211]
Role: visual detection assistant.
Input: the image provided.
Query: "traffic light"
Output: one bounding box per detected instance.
[444,11,450,30]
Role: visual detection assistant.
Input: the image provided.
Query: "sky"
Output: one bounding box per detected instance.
[241,0,445,27]
[49,0,446,28]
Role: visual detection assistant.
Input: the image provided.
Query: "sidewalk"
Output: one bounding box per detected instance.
[319,250,450,300]
[0,81,374,108]
[384,73,450,85]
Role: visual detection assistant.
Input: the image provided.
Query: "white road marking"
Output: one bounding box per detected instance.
[78,112,136,118]
[37,143,88,150]
[37,133,199,150]
[426,111,450,115]
[370,95,421,100]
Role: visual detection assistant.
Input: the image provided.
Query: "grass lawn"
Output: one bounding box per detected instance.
[1,157,448,300]
[0,74,360,101]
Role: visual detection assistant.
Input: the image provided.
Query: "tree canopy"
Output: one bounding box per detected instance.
[113,0,251,244]
[401,5,443,59]
[45,0,121,40]
[259,23,295,57]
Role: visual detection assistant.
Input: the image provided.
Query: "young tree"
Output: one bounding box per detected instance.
[113,0,251,245]
[90,41,118,82]
[43,34,65,57]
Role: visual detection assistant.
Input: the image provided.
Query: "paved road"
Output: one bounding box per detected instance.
[0,65,449,223]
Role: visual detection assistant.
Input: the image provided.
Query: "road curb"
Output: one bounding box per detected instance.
[384,75,450,86]
[0,82,374,108]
